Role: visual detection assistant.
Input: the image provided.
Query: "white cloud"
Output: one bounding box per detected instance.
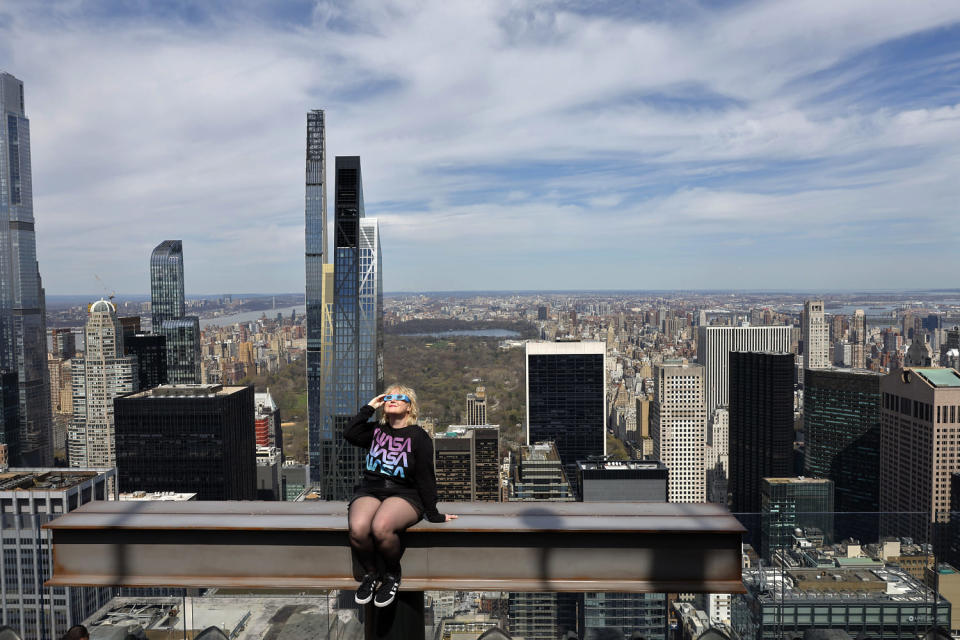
[1,0,959,293]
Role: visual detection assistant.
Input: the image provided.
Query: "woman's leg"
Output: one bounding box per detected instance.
[348,496,382,576]
[370,497,420,576]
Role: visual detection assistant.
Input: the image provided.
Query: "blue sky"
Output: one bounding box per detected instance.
[1,0,959,294]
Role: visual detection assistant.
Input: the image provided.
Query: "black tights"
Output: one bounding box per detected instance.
[348,496,420,577]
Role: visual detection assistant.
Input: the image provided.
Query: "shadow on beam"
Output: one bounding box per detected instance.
[45,501,745,593]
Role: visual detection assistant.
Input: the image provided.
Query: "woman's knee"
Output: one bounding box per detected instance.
[349,516,374,543]
[349,525,372,545]
[371,518,397,542]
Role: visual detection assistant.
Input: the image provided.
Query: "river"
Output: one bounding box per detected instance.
[200,305,305,329]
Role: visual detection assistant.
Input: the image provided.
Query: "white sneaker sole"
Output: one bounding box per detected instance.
[373,591,398,608]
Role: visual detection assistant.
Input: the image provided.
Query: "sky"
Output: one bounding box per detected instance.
[2,0,960,295]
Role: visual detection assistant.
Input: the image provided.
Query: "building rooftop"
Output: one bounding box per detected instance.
[912,367,960,388]
[577,459,666,471]
[84,595,350,640]
[763,476,833,485]
[745,565,942,604]
[119,491,197,501]
[523,442,562,462]
[126,384,248,399]
[0,469,102,491]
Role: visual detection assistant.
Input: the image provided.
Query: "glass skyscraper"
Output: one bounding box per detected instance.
[317,157,383,500]
[150,240,185,330]
[305,110,328,484]
[804,367,882,541]
[525,341,606,496]
[0,72,51,465]
[150,240,200,384]
[728,351,794,514]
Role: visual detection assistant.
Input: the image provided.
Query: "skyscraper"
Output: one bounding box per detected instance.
[696,325,793,423]
[804,367,882,538]
[802,299,828,373]
[526,341,606,494]
[434,425,500,502]
[124,333,167,390]
[115,384,256,500]
[850,309,867,369]
[0,72,52,466]
[760,477,834,562]
[651,359,706,503]
[150,240,185,330]
[316,157,383,500]
[305,110,327,493]
[466,386,487,425]
[150,240,200,384]
[0,468,116,640]
[67,300,138,467]
[879,367,960,544]
[728,351,794,514]
[161,317,201,384]
[0,371,19,463]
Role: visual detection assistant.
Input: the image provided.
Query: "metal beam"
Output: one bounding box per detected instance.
[45,501,745,593]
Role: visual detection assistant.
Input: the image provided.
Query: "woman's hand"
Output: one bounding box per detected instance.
[368,394,386,409]
[445,514,458,522]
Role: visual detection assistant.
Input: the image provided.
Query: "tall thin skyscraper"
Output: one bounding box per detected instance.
[851,309,867,369]
[150,240,185,330]
[317,157,383,500]
[728,351,794,514]
[651,359,706,503]
[305,110,328,489]
[802,299,828,372]
[526,341,606,495]
[696,325,793,423]
[150,240,200,384]
[68,300,138,467]
[0,72,52,465]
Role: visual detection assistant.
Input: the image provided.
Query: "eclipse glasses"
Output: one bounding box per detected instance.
[383,394,411,403]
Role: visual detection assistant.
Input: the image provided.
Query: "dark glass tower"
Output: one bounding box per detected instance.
[317,157,383,500]
[0,371,20,463]
[804,367,882,540]
[115,384,256,500]
[150,240,185,330]
[160,317,200,384]
[760,477,834,561]
[526,341,606,495]
[305,110,328,485]
[728,351,794,514]
[124,334,168,390]
[0,72,51,465]
[150,240,200,384]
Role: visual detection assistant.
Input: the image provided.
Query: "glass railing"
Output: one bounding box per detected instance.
[7,509,960,640]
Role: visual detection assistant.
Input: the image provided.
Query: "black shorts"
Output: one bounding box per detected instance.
[350,479,425,520]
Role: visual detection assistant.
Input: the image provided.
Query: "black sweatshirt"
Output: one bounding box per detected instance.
[343,404,445,522]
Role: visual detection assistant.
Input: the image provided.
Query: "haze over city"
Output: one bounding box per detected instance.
[2,0,960,294]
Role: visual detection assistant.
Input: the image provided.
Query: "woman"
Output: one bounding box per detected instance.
[344,384,457,608]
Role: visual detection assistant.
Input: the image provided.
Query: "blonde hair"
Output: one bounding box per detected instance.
[378,384,419,426]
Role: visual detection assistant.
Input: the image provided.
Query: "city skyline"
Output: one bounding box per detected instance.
[1,2,959,294]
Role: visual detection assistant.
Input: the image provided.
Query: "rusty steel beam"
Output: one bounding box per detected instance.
[45,501,745,593]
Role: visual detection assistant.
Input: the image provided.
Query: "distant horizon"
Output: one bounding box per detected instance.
[44,288,960,301]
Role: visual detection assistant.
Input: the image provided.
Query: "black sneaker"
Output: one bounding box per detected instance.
[354,573,378,605]
[373,573,400,607]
